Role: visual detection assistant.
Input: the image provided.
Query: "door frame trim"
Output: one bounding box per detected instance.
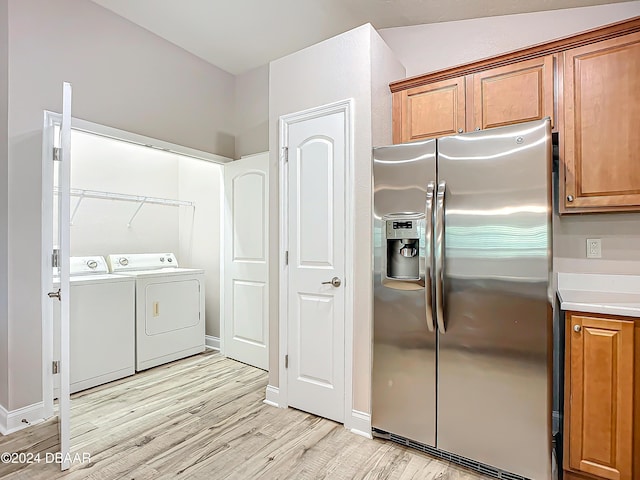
[41,111,59,422]
[277,98,356,429]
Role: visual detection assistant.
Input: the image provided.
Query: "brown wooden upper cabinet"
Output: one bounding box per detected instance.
[392,56,553,143]
[390,17,640,213]
[395,77,465,142]
[560,31,640,213]
[471,56,554,132]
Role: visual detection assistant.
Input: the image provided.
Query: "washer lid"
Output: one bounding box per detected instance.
[107,253,179,273]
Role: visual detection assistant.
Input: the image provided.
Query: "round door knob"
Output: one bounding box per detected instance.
[457,129,463,134]
[567,195,574,202]
[322,277,342,287]
[574,324,581,333]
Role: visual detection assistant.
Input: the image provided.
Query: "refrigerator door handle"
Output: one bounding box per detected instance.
[435,181,446,333]
[424,182,435,332]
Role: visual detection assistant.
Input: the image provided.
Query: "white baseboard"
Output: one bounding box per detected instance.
[0,402,46,436]
[348,409,372,439]
[263,385,282,408]
[205,335,221,351]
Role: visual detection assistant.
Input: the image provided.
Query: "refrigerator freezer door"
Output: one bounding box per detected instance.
[436,119,552,479]
[372,140,437,446]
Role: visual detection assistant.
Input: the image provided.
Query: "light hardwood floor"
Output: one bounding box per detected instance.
[0,351,491,479]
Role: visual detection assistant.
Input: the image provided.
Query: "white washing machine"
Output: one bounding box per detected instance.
[107,253,205,371]
[54,256,135,395]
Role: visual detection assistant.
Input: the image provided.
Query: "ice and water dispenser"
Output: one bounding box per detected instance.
[380,214,425,291]
[386,218,420,279]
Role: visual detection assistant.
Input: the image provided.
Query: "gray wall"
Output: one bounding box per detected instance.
[234,65,269,158]
[379,1,640,78]
[554,214,640,265]
[5,0,236,411]
[269,24,405,414]
[0,0,8,409]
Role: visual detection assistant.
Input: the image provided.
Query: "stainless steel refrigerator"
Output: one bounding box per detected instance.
[372,118,552,480]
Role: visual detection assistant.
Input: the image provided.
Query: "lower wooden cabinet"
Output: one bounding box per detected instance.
[564,311,636,480]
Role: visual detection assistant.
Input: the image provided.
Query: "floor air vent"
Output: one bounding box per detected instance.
[374,429,530,480]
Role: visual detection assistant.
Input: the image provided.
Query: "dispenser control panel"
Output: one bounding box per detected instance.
[386,219,419,239]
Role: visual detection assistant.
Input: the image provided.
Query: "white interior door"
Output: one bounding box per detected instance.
[285,110,346,423]
[56,82,72,471]
[223,153,269,370]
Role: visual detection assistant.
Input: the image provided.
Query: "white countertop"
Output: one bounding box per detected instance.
[557,273,640,317]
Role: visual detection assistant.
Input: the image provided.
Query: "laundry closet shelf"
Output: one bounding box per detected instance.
[54,187,195,227]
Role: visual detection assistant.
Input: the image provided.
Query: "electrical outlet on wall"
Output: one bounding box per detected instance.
[586,238,602,259]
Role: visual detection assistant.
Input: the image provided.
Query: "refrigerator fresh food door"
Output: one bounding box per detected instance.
[372,139,437,447]
[436,119,552,480]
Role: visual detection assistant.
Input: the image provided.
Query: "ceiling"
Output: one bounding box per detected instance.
[90,0,634,75]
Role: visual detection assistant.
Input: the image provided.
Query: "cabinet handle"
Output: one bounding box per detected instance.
[574,324,581,333]
[457,129,463,134]
[567,195,574,202]
[475,127,481,131]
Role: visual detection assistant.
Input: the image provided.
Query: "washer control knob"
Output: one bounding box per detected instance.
[160,257,165,262]
[87,260,98,269]
[119,257,129,266]
[167,257,173,262]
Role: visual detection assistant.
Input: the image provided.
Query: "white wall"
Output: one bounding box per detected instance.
[0,0,8,409]
[379,1,640,78]
[5,0,236,412]
[178,158,223,339]
[269,24,404,414]
[70,131,180,256]
[235,65,269,158]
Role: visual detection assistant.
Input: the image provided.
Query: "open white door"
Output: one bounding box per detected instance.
[223,153,269,370]
[282,107,347,423]
[54,82,72,471]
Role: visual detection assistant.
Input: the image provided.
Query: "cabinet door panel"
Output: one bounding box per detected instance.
[400,77,465,142]
[568,313,634,480]
[472,56,554,131]
[562,32,640,211]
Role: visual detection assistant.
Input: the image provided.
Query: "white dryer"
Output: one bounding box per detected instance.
[107,253,205,371]
[54,256,135,395]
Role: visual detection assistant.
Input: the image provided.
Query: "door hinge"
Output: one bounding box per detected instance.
[53,147,61,162]
[285,251,288,265]
[52,361,60,374]
[52,249,60,268]
[285,354,288,369]
[282,146,288,163]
